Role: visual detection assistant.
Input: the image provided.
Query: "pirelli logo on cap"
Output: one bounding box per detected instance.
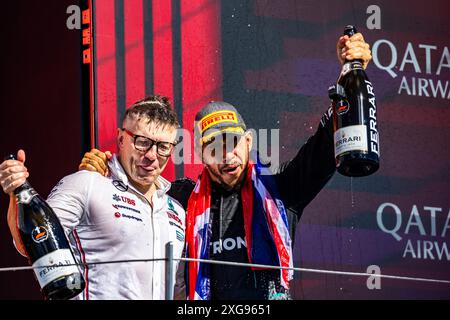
[199,110,238,134]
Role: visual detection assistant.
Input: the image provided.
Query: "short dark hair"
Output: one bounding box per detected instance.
[123,95,179,128]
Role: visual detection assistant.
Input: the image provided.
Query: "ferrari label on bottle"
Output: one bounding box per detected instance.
[32,249,80,288]
[334,125,368,156]
[366,80,380,156]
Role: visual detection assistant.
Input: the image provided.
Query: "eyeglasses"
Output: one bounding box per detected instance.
[122,128,177,157]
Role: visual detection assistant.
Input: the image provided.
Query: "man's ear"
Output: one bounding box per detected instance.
[245,131,253,152]
[117,128,124,149]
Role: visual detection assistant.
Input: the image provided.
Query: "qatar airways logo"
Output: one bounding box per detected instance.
[372,39,450,99]
[377,203,450,261]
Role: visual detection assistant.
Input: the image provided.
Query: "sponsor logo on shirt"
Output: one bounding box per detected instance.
[176,230,184,242]
[112,180,128,192]
[113,211,143,222]
[167,211,183,226]
[211,236,247,255]
[121,214,143,222]
[111,197,142,222]
[48,179,65,198]
[169,221,183,231]
[167,198,176,213]
[112,204,141,214]
[112,194,136,206]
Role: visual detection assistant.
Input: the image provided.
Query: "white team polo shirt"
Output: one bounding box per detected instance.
[46,155,186,300]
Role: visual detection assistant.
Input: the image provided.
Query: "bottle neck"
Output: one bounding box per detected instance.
[343,28,361,65]
[15,180,39,204]
[344,59,363,66]
[14,180,33,195]
[339,60,364,79]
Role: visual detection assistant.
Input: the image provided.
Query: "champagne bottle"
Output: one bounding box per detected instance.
[329,25,380,177]
[8,154,85,300]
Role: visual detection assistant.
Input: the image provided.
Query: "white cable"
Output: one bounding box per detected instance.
[0,257,449,285]
[180,257,450,285]
[0,258,167,273]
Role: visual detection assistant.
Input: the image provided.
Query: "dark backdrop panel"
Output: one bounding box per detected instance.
[219,0,450,299]
[0,0,84,299]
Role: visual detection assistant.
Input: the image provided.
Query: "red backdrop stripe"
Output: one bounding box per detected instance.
[95,0,118,153]
[181,0,223,179]
[153,0,175,181]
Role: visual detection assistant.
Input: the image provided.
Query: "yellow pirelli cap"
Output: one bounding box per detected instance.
[194,101,246,146]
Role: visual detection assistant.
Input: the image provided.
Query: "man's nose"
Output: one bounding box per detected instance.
[144,144,158,160]
[222,141,238,156]
[222,149,236,164]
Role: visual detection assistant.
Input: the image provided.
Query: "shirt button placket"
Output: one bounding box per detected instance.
[154,203,161,299]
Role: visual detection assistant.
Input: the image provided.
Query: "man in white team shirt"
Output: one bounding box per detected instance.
[0,95,186,300]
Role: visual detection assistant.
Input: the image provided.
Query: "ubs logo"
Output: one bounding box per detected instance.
[112,180,128,192]
[112,194,136,206]
[32,226,49,243]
